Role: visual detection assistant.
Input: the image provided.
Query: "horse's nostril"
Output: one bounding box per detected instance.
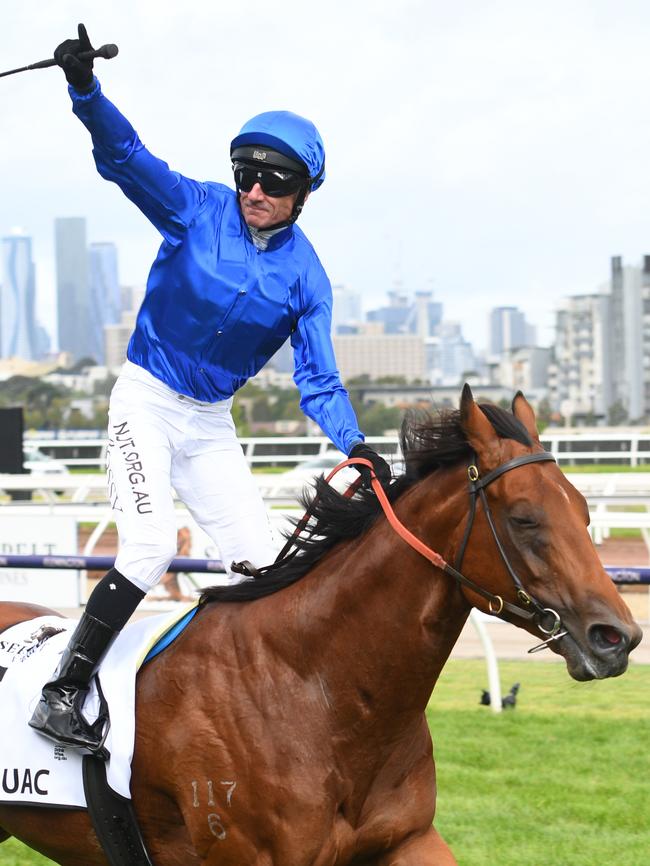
[590,624,625,651]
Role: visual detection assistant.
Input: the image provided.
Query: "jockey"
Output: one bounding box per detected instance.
[29,24,391,753]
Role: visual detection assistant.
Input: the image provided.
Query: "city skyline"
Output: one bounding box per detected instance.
[1,213,638,358]
[4,247,650,423]
[3,2,650,353]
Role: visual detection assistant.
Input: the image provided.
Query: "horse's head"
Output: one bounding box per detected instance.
[457,385,642,681]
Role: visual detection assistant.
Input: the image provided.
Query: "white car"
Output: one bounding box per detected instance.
[263,453,358,500]
[23,445,70,475]
[262,452,403,500]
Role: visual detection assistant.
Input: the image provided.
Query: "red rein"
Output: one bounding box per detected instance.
[326,458,448,572]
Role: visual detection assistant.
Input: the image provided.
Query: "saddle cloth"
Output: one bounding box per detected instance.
[0,604,198,808]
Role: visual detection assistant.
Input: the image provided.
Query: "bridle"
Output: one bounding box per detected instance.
[232,450,568,653]
[452,451,568,652]
[353,452,567,652]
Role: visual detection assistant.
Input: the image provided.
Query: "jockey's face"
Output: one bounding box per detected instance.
[239,184,307,229]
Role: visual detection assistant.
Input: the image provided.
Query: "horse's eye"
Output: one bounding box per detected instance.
[510,514,539,529]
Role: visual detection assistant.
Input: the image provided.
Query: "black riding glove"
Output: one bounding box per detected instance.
[54,23,95,92]
[348,443,391,488]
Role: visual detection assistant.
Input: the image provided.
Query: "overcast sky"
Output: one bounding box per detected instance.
[3,0,650,352]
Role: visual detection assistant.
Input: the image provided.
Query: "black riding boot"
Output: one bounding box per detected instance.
[29,611,118,751]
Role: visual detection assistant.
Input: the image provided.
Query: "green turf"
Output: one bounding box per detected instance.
[2,660,648,865]
[0,840,52,865]
[429,660,650,866]
[563,463,650,473]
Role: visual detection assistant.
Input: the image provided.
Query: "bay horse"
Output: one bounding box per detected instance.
[0,388,641,865]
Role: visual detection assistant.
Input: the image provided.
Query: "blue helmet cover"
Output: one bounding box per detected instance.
[231,111,326,190]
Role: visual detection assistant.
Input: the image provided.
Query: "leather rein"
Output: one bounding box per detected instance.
[233,450,567,653]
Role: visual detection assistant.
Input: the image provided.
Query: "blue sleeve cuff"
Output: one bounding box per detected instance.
[68,76,101,101]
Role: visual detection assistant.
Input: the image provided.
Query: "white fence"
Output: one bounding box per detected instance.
[2,470,650,547]
[21,429,650,470]
[3,430,650,557]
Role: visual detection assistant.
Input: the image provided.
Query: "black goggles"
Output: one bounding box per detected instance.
[233,163,306,198]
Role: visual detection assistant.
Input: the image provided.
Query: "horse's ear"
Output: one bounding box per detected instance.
[512,390,541,444]
[460,383,501,469]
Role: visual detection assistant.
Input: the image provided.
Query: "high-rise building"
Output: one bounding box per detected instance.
[0,231,37,360]
[427,321,477,386]
[549,293,612,421]
[367,291,411,333]
[89,242,121,363]
[103,285,145,369]
[104,311,137,370]
[410,291,443,339]
[608,256,650,421]
[55,217,92,362]
[498,346,551,394]
[367,289,443,336]
[331,284,362,334]
[333,333,426,382]
[489,306,530,357]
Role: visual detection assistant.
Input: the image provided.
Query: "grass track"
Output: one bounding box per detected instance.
[2,660,648,865]
[429,660,650,866]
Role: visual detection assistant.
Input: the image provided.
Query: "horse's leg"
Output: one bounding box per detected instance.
[376,826,458,866]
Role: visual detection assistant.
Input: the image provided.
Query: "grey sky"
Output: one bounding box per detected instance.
[3,0,649,352]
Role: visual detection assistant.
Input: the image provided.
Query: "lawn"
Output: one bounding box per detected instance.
[1,660,648,865]
[429,659,650,866]
[562,463,650,473]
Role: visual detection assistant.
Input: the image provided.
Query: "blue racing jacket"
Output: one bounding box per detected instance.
[69,79,364,454]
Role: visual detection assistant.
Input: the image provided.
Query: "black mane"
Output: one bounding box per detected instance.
[199,402,532,604]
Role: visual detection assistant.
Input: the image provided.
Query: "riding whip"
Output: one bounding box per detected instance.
[0,44,119,79]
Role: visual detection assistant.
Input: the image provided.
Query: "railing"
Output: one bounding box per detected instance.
[21,429,650,470]
[3,472,650,553]
[5,469,650,504]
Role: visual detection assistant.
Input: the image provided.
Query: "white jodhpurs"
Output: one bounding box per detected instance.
[106,362,277,592]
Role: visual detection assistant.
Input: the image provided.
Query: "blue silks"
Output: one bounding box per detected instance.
[69,80,362,454]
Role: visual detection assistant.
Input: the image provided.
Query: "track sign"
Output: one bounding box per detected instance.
[0,516,78,607]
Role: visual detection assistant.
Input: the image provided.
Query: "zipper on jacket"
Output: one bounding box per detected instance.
[216,288,247,333]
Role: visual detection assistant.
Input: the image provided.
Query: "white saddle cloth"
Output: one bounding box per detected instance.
[0,605,196,808]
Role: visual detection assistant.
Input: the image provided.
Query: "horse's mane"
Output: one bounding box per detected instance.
[199,402,532,604]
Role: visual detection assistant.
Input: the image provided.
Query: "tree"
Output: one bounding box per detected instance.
[608,400,628,426]
[93,373,118,396]
[356,403,402,436]
[251,396,273,421]
[345,374,371,385]
[42,398,66,430]
[69,357,97,373]
[0,376,64,408]
[535,397,553,432]
[375,375,407,385]
[231,401,249,436]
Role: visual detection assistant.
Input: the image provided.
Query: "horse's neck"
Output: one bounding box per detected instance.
[261,469,470,720]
